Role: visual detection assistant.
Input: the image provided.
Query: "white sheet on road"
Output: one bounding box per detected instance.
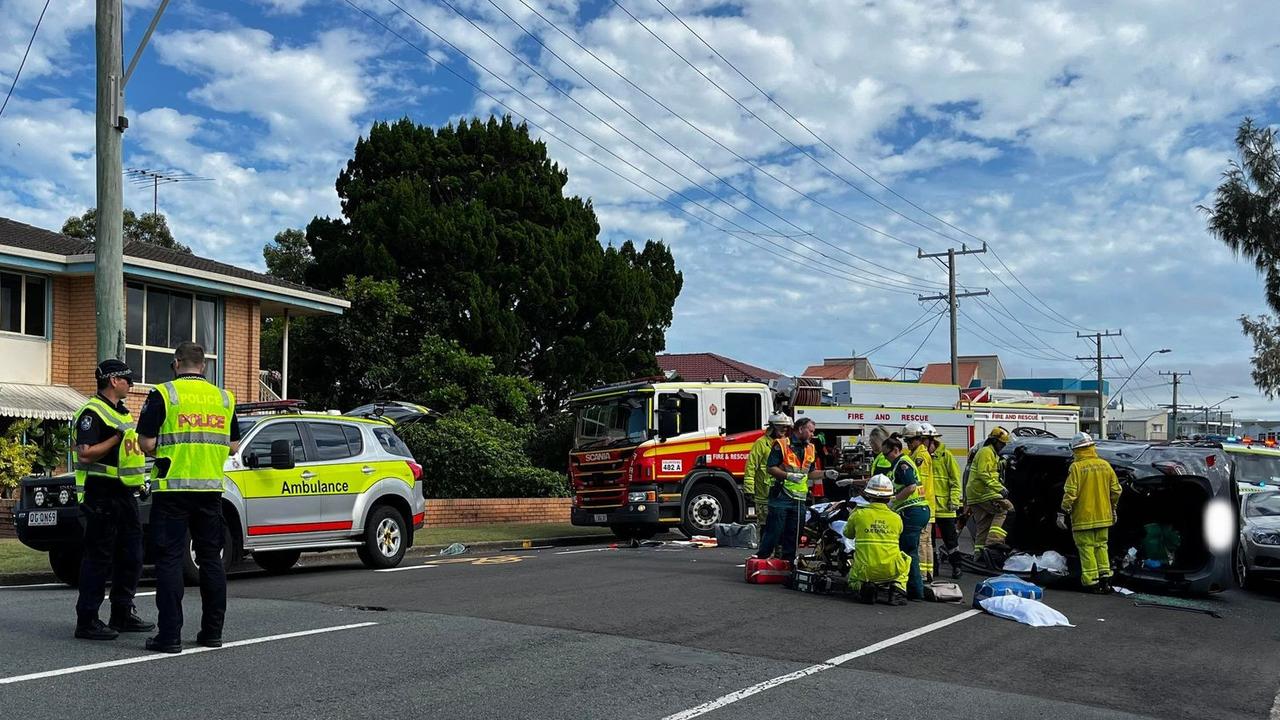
[979,595,1074,627]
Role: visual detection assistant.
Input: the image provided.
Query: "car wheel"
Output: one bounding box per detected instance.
[253,549,302,574]
[680,484,730,538]
[1235,544,1253,591]
[610,524,659,541]
[358,506,407,569]
[49,548,82,587]
[182,523,238,586]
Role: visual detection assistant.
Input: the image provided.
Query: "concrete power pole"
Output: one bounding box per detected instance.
[1160,371,1191,440]
[1076,330,1123,438]
[918,243,989,386]
[95,0,126,361]
[95,0,170,361]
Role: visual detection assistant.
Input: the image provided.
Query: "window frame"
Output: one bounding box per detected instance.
[723,391,763,436]
[125,281,221,386]
[241,420,308,467]
[304,421,362,463]
[0,270,49,339]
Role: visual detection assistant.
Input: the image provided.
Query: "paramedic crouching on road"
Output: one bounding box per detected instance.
[755,417,835,560]
[844,475,911,606]
[137,341,240,654]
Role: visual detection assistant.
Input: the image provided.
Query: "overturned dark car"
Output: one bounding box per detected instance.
[976,437,1235,596]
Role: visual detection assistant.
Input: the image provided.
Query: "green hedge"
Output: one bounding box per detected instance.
[400,407,569,499]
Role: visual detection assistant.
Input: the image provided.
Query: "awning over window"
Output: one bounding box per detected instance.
[0,383,88,421]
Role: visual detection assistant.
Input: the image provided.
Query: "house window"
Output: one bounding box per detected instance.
[1153,424,1163,433]
[0,271,46,337]
[125,283,219,385]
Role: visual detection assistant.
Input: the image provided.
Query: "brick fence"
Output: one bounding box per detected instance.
[0,498,15,539]
[0,497,573,539]
[425,498,571,527]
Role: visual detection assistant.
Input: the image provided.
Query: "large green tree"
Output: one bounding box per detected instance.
[62,208,191,253]
[303,115,683,411]
[1203,117,1280,396]
[262,228,313,285]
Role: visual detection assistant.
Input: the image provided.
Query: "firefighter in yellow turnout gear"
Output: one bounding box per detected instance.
[745,413,792,537]
[926,424,964,579]
[844,475,911,605]
[904,422,935,581]
[1059,432,1122,592]
[968,427,1013,555]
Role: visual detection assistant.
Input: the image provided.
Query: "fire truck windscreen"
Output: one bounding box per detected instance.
[574,395,650,449]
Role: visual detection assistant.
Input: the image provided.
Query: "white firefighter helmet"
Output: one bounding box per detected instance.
[864,474,894,499]
[767,412,793,427]
[1071,431,1095,449]
[903,421,925,439]
[921,422,941,438]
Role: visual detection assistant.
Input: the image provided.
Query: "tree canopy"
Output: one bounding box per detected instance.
[62,208,191,253]
[302,115,682,411]
[1203,117,1280,396]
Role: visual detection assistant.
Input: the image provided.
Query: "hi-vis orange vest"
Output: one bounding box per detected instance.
[776,439,816,500]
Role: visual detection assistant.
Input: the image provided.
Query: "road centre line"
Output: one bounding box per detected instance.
[661,609,982,720]
[374,563,439,573]
[0,622,378,685]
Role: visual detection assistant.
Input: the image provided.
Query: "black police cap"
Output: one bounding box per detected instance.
[95,358,135,382]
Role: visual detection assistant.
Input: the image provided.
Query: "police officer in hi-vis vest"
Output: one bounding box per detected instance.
[73,359,155,641]
[137,341,240,654]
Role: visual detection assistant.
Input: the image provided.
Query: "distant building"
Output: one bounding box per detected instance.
[655,352,782,383]
[1237,418,1280,440]
[920,355,1006,388]
[1003,378,1110,436]
[1106,408,1168,441]
[802,357,878,381]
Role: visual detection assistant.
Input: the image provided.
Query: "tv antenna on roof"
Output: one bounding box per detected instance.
[124,168,212,215]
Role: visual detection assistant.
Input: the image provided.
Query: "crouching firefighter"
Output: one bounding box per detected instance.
[844,475,911,605]
[967,426,1014,564]
[1058,432,1121,593]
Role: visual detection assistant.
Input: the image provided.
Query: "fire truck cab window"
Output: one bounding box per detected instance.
[724,392,762,435]
[658,392,700,435]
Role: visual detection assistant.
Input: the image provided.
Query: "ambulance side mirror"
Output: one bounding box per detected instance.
[270,439,296,470]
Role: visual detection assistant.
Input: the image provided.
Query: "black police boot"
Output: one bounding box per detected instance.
[74,618,119,641]
[109,609,156,633]
[145,636,182,654]
[196,632,223,648]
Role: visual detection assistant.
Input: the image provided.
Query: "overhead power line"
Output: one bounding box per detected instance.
[861,303,945,359]
[343,1,924,297]
[0,0,51,119]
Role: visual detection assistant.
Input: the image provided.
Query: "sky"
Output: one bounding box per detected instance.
[2,0,1279,417]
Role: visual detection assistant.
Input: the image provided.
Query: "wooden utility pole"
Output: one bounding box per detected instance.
[1076,330,1123,438]
[1160,371,1191,440]
[95,0,125,361]
[918,243,989,386]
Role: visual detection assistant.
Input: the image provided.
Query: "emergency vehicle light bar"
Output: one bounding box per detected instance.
[236,399,308,415]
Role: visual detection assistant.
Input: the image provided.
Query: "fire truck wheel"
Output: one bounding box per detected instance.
[680,484,730,538]
[610,524,658,541]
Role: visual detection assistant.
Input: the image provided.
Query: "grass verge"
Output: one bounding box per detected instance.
[0,539,51,575]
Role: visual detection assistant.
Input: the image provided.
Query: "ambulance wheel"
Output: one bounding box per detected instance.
[183,524,238,585]
[680,484,730,538]
[610,524,658,541]
[359,506,407,569]
[253,549,301,575]
[49,547,82,587]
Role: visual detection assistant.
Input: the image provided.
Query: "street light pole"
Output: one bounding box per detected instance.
[1205,396,1239,436]
[1111,348,1172,400]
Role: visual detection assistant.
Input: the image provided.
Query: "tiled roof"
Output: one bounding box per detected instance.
[802,363,853,379]
[0,216,333,298]
[656,353,781,382]
[920,361,978,385]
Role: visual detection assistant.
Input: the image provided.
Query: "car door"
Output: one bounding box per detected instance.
[301,420,369,527]
[233,420,324,538]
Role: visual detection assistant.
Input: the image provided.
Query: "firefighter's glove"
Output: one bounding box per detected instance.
[785,472,806,485]
[1056,512,1069,531]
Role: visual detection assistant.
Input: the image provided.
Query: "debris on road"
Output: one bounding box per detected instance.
[1132,594,1224,619]
[438,543,468,556]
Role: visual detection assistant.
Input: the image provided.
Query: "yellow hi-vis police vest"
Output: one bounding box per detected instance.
[153,378,234,492]
[776,439,815,501]
[74,396,147,500]
[890,453,929,512]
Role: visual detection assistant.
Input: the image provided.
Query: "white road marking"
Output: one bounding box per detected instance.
[1269,679,1280,720]
[0,622,378,685]
[555,547,611,555]
[661,609,982,720]
[0,582,66,590]
[136,591,155,597]
[374,563,439,573]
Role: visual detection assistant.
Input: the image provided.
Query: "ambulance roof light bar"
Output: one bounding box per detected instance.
[236,399,308,416]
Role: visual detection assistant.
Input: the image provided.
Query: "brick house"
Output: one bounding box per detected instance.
[0,217,347,420]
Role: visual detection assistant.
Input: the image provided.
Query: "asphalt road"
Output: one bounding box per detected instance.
[2,542,1279,719]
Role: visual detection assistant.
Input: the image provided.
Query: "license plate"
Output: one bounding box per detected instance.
[593,514,608,523]
[27,510,57,527]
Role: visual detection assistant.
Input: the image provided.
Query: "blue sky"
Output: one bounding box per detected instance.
[3,0,1280,416]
